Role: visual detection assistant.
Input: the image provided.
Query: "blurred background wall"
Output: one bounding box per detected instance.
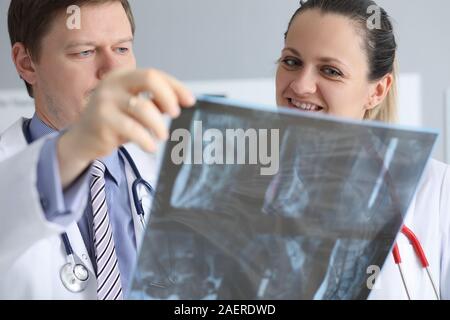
[1,0,449,161]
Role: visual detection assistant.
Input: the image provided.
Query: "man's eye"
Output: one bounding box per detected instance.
[116,47,129,54]
[322,67,343,78]
[78,50,94,57]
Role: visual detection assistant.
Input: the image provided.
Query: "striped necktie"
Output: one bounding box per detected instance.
[90,160,123,300]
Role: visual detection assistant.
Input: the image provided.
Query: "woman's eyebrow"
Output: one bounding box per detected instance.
[282,47,301,56]
[318,57,349,70]
[282,47,350,72]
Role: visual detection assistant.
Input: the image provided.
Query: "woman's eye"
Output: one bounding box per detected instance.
[322,67,343,78]
[281,57,301,69]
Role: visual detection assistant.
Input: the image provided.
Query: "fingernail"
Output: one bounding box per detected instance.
[171,107,181,118]
[188,94,196,106]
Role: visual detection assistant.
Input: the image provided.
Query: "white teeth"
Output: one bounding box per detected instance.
[291,99,322,112]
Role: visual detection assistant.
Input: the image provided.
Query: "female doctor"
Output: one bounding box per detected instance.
[276,0,450,299]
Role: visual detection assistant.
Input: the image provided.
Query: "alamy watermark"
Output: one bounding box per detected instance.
[66,5,81,30]
[170,121,280,176]
[367,5,381,30]
[366,265,381,290]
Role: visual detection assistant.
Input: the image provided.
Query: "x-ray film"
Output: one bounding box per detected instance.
[129,96,437,300]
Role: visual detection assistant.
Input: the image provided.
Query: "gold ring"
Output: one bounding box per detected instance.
[128,95,139,112]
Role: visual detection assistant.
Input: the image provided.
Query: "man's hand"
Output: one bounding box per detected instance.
[57,68,196,189]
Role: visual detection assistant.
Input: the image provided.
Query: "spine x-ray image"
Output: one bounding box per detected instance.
[129,97,437,300]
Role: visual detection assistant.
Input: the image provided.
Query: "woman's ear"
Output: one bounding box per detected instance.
[11,43,37,87]
[365,73,393,110]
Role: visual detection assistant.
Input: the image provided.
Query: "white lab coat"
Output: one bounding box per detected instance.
[0,119,157,300]
[0,118,449,300]
[368,157,450,300]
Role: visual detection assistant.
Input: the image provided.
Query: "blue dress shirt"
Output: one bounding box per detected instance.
[30,114,138,297]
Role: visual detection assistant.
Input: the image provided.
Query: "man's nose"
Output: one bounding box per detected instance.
[289,67,317,96]
[97,51,121,80]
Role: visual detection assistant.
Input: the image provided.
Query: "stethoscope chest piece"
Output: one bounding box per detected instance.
[60,261,90,293]
[23,122,151,295]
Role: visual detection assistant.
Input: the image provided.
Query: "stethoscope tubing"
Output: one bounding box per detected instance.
[23,120,153,293]
[392,225,440,300]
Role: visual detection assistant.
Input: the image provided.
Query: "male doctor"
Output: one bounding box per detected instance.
[0,0,195,299]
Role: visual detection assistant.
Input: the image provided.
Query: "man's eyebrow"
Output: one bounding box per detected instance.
[113,37,134,45]
[64,41,96,50]
[64,37,134,50]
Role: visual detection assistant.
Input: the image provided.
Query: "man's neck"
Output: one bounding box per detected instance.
[35,109,60,131]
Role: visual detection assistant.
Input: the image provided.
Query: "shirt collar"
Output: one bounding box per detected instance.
[100,151,122,186]
[29,113,56,141]
[29,113,122,186]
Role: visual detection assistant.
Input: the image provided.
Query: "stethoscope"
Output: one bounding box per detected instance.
[362,138,440,300]
[23,119,154,293]
[392,225,440,300]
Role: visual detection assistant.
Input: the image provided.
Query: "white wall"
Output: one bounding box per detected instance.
[1,0,449,160]
[0,90,34,132]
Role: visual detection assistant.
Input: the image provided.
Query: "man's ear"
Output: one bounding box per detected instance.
[365,73,393,111]
[11,43,37,87]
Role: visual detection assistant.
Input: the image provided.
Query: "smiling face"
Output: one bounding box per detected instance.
[30,2,136,129]
[276,9,379,120]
